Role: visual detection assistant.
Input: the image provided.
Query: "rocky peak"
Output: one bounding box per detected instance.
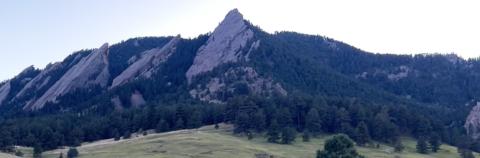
[185,8,255,82]
[26,43,110,110]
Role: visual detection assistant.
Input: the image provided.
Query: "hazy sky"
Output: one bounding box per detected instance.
[1,0,480,81]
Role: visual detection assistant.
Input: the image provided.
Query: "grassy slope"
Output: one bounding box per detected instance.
[2,124,478,158]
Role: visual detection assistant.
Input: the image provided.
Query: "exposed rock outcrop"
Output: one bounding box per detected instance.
[0,82,11,105]
[111,37,180,88]
[130,90,146,107]
[26,43,110,110]
[189,66,287,103]
[466,102,480,139]
[186,9,254,82]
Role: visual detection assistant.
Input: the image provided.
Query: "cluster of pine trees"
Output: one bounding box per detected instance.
[226,95,455,149]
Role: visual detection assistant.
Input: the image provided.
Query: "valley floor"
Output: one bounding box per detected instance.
[2,124,478,158]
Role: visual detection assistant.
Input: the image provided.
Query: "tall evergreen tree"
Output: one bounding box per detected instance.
[33,144,43,158]
[112,129,120,141]
[354,121,371,146]
[234,112,250,134]
[393,139,405,153]
[305,108,322,135]
[429,133,441,152]
[303,130,311,142]
[174,118,185,130]
[155,119,169,133]
[251,110,266,132]
[281,127,297,144]
[416,137,429,154]
[267,119,280,143]
[187,111,202,129]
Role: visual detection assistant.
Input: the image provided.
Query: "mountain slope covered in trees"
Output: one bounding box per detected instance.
[1,8,480,156]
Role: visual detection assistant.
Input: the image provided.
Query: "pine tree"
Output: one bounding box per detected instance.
[267,119,280,143]
[188,111,202,129]
[123,130,132,139]
[303,130,311,142]
[175,118,185,130]
[429,133,441,152]
[281,127,297,144]
[277,108,293,127]
[393,139,405,153]
[67,147,79,158]
[306,108,322,135]
[234,112,250,134]
[416,138,429,154]
[112,129,120,141]
[252,110,266,132]
[354,121,371,146]
[33,144,43,158]
[155,119,169,133]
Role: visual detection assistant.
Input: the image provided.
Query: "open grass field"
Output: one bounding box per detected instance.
[2,124,478,158]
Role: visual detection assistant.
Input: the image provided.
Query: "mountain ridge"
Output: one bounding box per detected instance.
[0,8,480,142]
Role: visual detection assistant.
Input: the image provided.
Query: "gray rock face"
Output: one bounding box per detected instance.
[0,82,11,105]
[26,43,110,110]
[189,66,287,103]
[466,102,480,139]
[130,90,146,107]
[111,37,180,88]
[186,9,254,82]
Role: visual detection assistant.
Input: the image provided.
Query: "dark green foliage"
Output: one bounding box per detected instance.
[429,133,441,152]
[175,118,185,130]
[15,150,24,157]
[123,130,132,139]
[305,108,322,135]
[281,127,297,144]
[187,111,202,129]
[416,138,429,154]
[393,140,405,153]
[267,119,280,143]
[252,110,266,132]
[67,147,79,158]
[156,119,169,133]
[33,144,43,158]
[112,129,120,141]
[354,122,370,146]
[317,134,364,158]
[303,130,311,142]
[458,149,476,158]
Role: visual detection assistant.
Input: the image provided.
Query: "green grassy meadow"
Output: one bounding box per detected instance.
[2,124,477,158]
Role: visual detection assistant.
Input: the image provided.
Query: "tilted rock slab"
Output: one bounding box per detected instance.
[111,37,180,88]
[26,43,110,110]
[186,9,254,82]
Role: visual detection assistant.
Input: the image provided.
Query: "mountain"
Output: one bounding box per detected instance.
[1,9,480,154]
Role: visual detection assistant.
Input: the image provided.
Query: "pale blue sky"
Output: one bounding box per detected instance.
[1,0,480,81]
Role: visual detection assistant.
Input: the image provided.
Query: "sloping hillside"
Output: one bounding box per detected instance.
[2,124,475,158]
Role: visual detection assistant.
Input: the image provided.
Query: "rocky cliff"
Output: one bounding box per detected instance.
[466,102,480,139]
[26,43,110,110]
[186,9,254,82]
[111,37,180,88]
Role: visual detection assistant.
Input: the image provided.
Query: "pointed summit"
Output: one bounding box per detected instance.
[186,9,254,82]
[223,8,244,23]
